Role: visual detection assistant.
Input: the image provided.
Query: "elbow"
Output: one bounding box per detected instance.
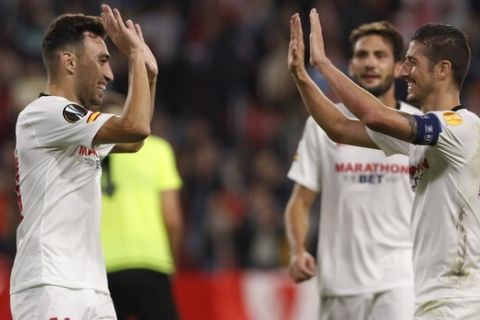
[135,125,151,140]
[323,118,348,144]
[131,141,145,152]
[359,111,383,132]
[125,122,150,141]
[325,130,343,144]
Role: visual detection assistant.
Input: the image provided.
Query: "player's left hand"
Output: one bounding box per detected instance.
[309,8,330,69]
[134,23,158,81]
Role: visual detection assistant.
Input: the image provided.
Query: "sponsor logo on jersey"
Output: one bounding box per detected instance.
[443,111,463,126]
[87,111,101,123]
[63,104,87,123]
[335,162,409,184]
[335,162,409,174]
[78,145,101,169]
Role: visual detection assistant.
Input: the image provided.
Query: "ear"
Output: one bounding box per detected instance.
[60,52,77,74]
[435,60,452,82]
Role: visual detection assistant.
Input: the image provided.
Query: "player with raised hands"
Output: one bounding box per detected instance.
[11,4,156,319]
[289,8,480,319]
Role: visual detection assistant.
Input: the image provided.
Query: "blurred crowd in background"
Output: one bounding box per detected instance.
[1,0,480,272]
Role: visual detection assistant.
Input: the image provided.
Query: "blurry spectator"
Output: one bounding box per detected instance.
[101,92,183,320]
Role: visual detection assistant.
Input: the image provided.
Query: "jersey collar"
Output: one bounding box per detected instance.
[451,104,466,112]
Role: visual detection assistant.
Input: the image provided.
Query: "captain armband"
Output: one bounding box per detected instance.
[412,113,442,146]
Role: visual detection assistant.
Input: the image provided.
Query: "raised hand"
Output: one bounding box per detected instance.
[309,8,330,68]
[288,251,316,283]
[101,4,142,56]
[288,13,306,78]
[134,23,158,80]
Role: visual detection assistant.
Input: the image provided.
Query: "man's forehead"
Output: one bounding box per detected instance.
[82,32,108,52]
[406,41,425,57]
[354,34,393,53]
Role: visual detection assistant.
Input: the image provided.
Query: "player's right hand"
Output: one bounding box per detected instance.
[101,4,143,57]
[288,251,316,283]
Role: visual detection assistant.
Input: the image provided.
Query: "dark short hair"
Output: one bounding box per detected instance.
[42,13,105,67]
[349,21,404,62]
[412,23,471,89]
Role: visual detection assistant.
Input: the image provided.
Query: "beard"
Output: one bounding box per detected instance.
[352,74,394,97]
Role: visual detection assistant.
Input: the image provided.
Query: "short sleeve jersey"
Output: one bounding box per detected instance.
[288,102,420,296]
[366,107,480,304]
[11,95,115,294]
[101,136,182,275]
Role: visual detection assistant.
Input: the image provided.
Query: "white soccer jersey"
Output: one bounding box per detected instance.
[11,95,115,294]
[366,107,480,304]
[288,102,420,296]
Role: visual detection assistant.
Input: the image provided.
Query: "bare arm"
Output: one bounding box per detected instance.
[308,9,417,142]
[289,13,377,148]
[134,22,157,122]
[284,183,317,283]
[110,141,143,153]
[161,189,183,268]
[93,5,151,145]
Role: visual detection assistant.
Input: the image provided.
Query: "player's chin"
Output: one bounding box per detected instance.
[406,93,419,104]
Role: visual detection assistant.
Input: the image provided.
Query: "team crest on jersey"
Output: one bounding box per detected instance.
[63,104,87,123]
[443,111,463,126]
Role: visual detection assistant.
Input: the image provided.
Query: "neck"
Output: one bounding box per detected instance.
[421,86,461,113]
[377,85,397,109]
[46,78,81,105]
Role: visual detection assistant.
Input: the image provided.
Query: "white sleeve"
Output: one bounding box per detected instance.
[31,99,114,149]
[287,117,323,192]
[366,127,411,156]
[96,143,115,159]
[433,111,478,167]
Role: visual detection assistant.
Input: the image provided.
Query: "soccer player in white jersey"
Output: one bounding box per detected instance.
[289,8,480,320]
[11,5,158,319]
[285,21,418,320]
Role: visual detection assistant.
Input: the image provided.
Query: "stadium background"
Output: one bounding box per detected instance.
[0,0,479,318]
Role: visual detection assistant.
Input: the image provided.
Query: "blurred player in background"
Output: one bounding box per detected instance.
[289,8,480,319]
[285,21,419,320]
[11,5,157,319]
[100,91,182,320]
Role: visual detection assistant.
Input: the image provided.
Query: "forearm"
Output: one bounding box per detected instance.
[285,197,310,256]
[148,76,157,121]
[293,70,346,141]
[162,190,183,267]
[167,222,182,267]
[121,50,151,137]
[314,60,385,123]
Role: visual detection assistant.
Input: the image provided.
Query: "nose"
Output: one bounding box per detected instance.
[364,54,376,68]
[104,63,114,82]
[399,61,409,79]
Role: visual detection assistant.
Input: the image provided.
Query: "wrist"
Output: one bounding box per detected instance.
[148,74,157,84]
[290,247,307,258]
[127,48,145,61]
[292,68,310,83]
[313,58,332,72]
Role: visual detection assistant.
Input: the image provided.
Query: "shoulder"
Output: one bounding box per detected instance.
[21,96,87,120]
[430,108,478,127]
